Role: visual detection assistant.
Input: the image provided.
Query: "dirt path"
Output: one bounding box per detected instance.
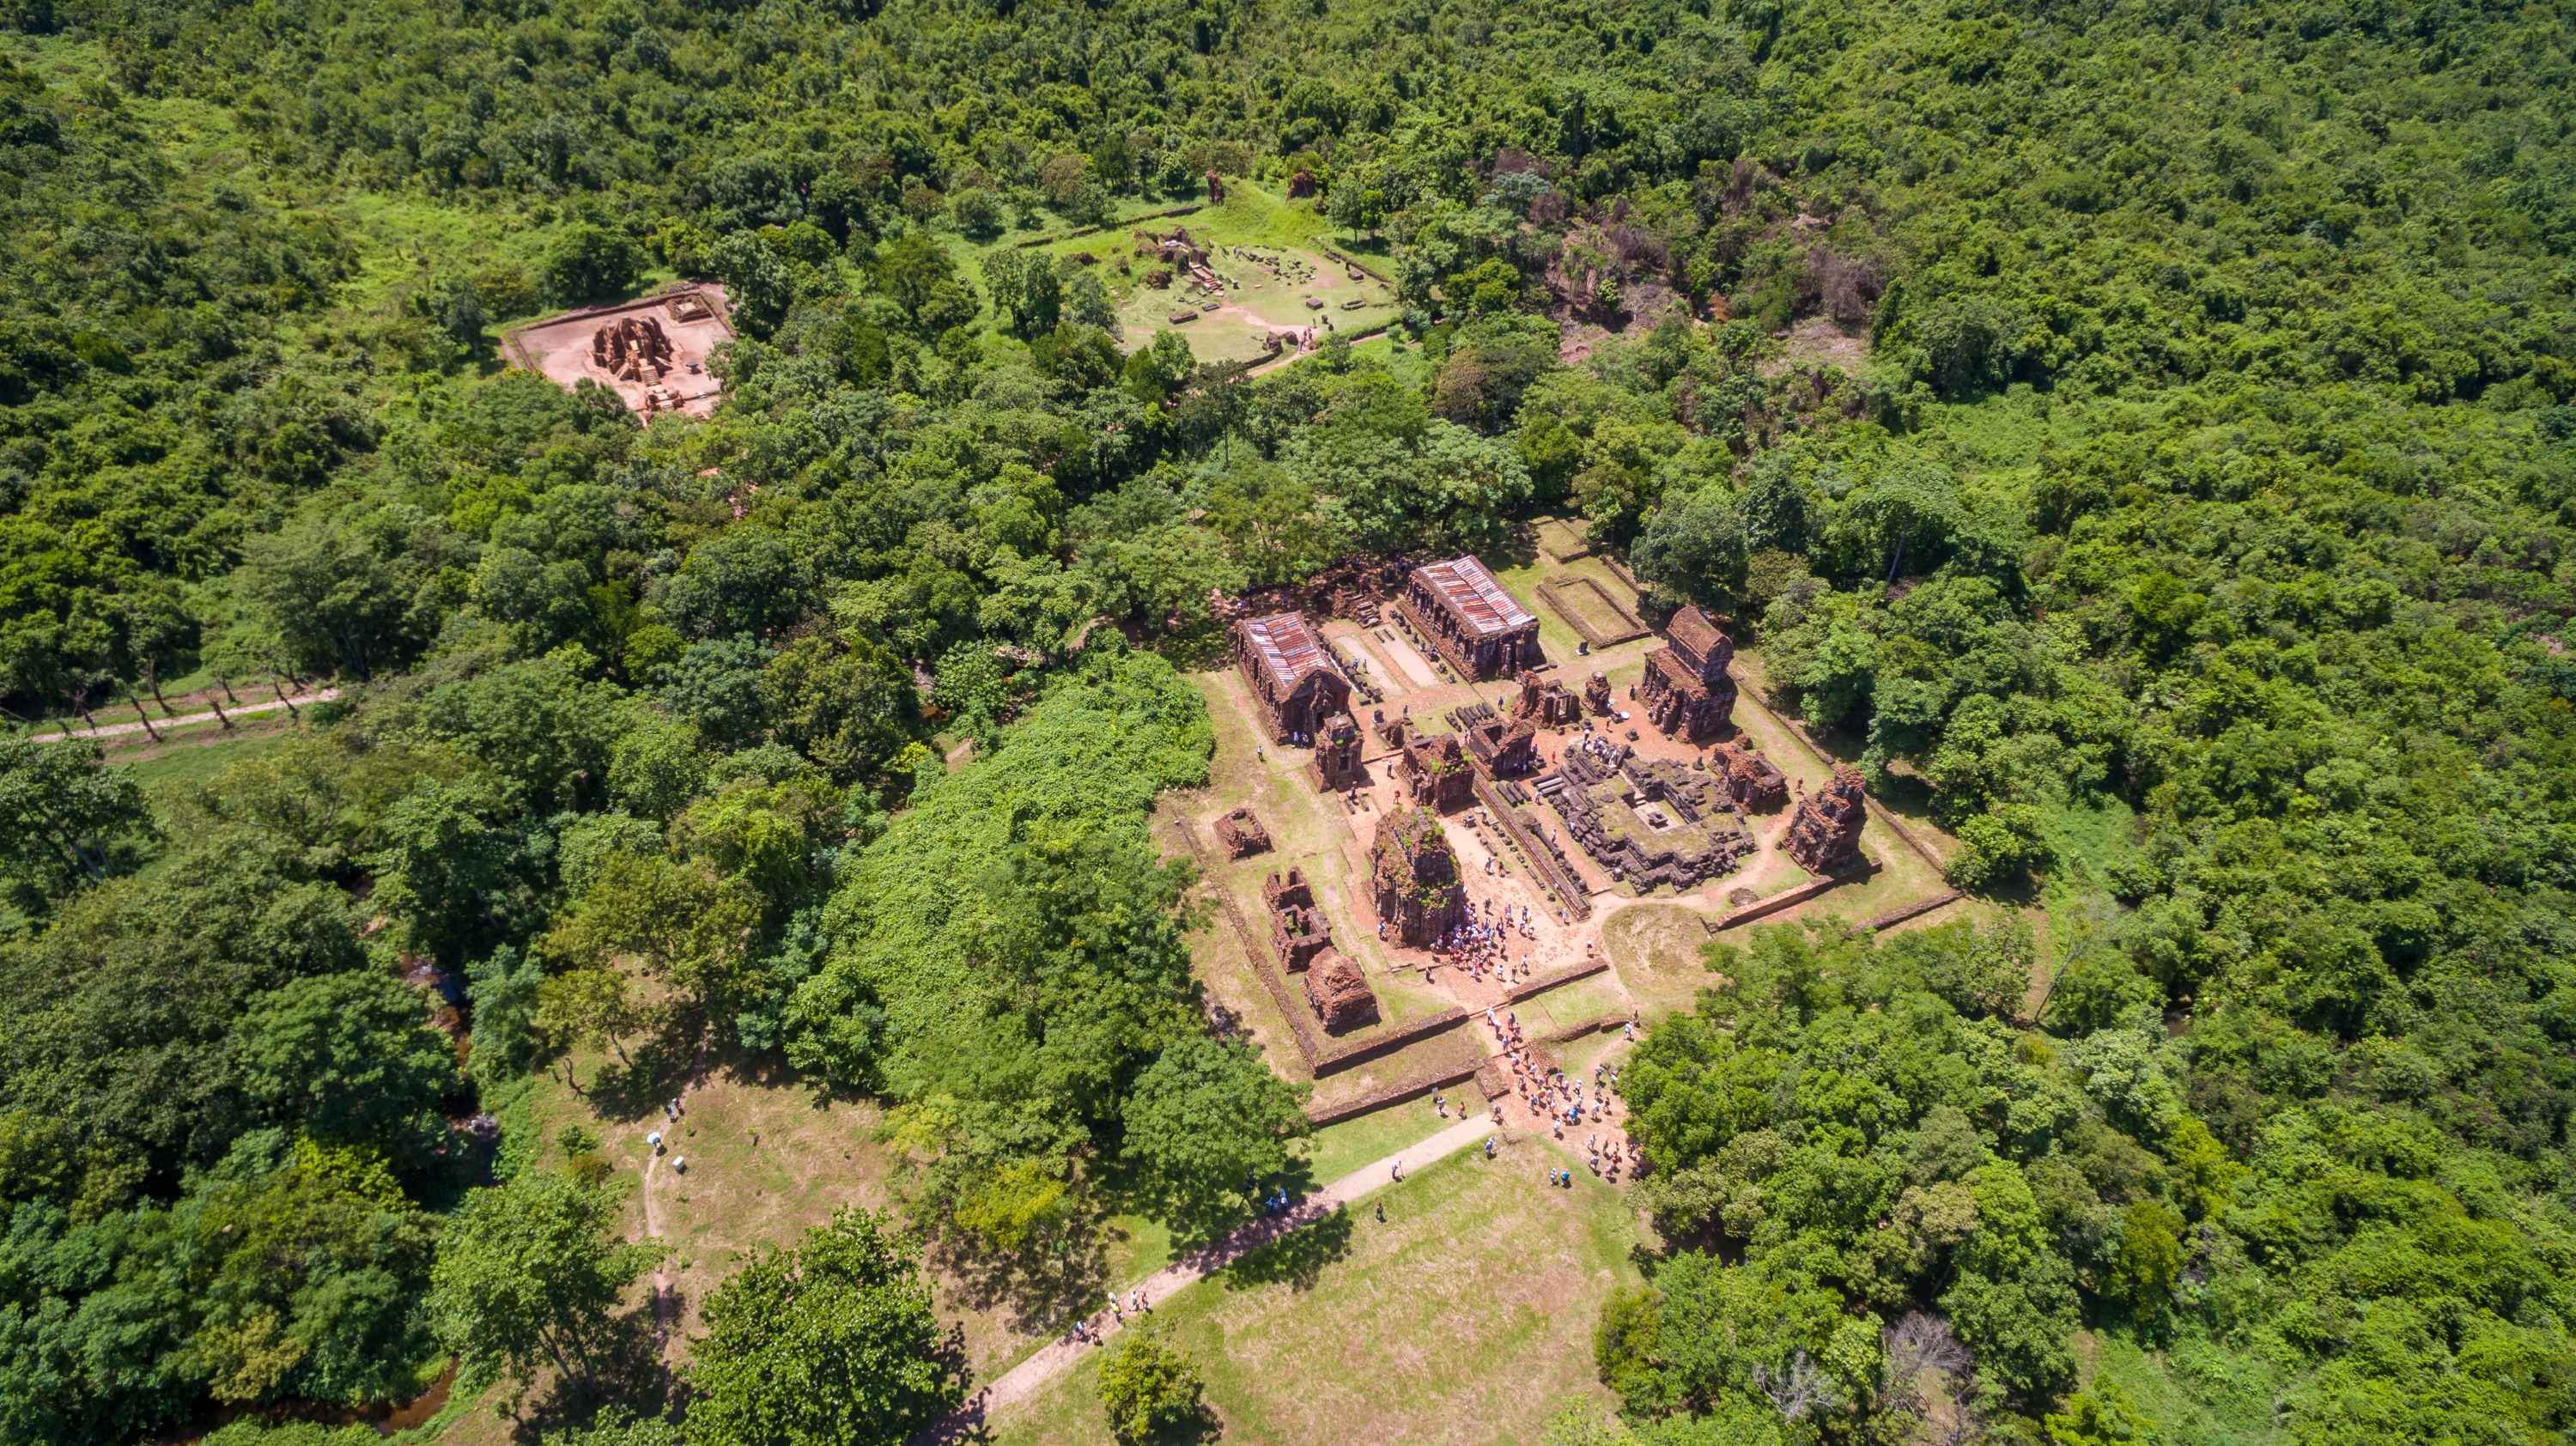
[25,689,339,742]
[640,1142,677,1340]
[917,1115,1499,1443]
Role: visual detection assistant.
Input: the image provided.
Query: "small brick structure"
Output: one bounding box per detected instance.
[1715,739,1790,811]
[1215,806,1273,859]
[1233,610,1351,744]
[1397,730,1478,811]
[1514,669,1582,726]
[1638,606,1739,744]
[1394,556,1544,680]
[1584,671,1614,716]
[1302,950,1379,1033]
[1785,763,1869,873]
[1370,805,1467,945]
[1312,711,1368,791]
[1263,868,1335,971]
[1463,714,1540,778]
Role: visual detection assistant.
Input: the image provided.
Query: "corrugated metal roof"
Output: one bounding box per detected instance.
[1241,611,1334,693]
[1414,557,1536,637]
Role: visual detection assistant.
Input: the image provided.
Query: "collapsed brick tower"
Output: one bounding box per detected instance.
[1514,669,1581,726]
[1784,764,1868,873]
[1370,805,1467,945]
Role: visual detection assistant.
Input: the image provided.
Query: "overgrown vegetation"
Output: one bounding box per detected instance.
[0,0,2571,1439]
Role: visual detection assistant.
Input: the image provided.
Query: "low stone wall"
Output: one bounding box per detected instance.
[1536,574,1650,648]
[1713,872,1852,931]
[1851,890,1963,936]
[1306,1065,1484,1127]
[1312,1006,1469,1078]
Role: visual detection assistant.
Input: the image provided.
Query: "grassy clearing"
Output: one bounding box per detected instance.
[111,720,302,814]
[1600,902,1721,1022]
[2085,1329,2293,1446]
[986,1139,1645,1446]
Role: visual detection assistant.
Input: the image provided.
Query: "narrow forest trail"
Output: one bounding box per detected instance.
[23,689,339,743]
[914,1114,1501,1443]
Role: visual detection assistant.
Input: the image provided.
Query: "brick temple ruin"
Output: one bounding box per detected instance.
[1714,739,1790,811]
[1392,726,1477,811]
[1216,806,1272,859]
[1312,711,1368,790]
[1232,611,1351,744]
[1303,951,1378,1034]
[1263,868,1337,972]
[1261,865,1378,1033]
[1370,805,1467,945]
[1785,764,1869,873]
[1536,740,1757,891]
[1514,670,1583,727]
[1584,671,1614,716]
[1395,556,1543,680]
[503,285,734,422]
[1637,605,1739,744]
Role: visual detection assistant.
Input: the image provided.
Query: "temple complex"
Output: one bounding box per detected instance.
[1396,556,1543,680]
[1370,805,1467,945]
[1637,605,1738,744]
[1785,764,1869,873]
[1232,611,1351,743]
[1536,740,1756,891]
[503,285,734,421]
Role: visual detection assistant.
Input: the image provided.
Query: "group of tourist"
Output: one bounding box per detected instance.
[1066,1285,1153,1346]
[1478,1008,1629,1139]
[1433,896,1539,983]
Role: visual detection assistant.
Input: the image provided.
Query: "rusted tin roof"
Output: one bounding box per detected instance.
[1240,611,1334,693]
[1413,557,1536,637]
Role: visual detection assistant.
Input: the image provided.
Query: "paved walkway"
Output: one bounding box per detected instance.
[23,690,338,742]
[917,1114,1499,1443]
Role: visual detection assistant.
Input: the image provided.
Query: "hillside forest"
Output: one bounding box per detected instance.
[2,0,2574,1443]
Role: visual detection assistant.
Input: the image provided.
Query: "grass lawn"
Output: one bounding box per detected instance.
[105,717,303,815]
[1297,1094,1463,1185]
[1513,971,1631,1040]
[986,1137,1646,1446]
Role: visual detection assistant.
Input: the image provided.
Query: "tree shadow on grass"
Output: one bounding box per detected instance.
[502,1306,674,1444]
[580,1031,703,1124]
[1218,1205,1352,1293]
[931,1211,1114,1338]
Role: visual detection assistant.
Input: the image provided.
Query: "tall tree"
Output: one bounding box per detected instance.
[424,1170,657,1406]
[683,1209,966,1446]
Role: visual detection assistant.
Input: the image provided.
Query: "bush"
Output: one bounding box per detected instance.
[1943,803,2050,891]
[1097,1331,1207,1444]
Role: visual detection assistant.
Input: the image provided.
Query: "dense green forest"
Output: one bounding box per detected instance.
[1,0,2573,1440]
